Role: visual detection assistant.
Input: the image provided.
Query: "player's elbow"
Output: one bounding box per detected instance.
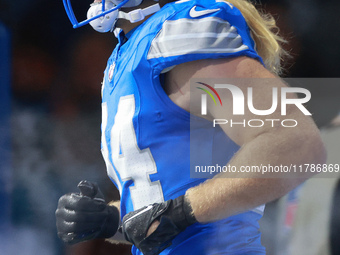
[292,123,327,180]
[303,126,326,163]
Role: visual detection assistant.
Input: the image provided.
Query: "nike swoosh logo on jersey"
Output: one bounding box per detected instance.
[189,6,220,18]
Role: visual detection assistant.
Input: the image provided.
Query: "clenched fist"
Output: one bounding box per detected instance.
[56,180,119,244]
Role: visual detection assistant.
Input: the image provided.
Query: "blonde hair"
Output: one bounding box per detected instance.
[225,0,288,75]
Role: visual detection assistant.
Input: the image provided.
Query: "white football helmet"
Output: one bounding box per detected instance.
[63,0,160,33]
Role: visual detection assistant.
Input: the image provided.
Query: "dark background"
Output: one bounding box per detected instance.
[0,0,339,254]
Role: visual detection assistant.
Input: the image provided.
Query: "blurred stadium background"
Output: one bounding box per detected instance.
[0,0,339,254]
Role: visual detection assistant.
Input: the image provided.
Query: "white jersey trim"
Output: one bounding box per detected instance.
[147,17,248,59]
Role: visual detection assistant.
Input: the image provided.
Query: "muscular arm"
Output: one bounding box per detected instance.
[164,56,327,223]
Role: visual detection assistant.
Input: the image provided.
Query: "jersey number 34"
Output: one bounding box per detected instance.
[101,95,164,210]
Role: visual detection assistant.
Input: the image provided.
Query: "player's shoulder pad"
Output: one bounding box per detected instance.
[147,0,255,71]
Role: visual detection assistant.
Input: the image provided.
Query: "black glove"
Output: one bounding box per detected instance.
[122,195,197,255]
[56,180,119,244]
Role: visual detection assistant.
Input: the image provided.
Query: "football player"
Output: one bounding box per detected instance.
[56,0,326,254]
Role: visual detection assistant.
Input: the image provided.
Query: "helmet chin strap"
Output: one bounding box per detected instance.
[89,2,160,34]
[118,3,161,24]
[112,3,160,36]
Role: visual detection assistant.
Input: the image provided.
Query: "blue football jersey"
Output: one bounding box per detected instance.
[101,0,266,254]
